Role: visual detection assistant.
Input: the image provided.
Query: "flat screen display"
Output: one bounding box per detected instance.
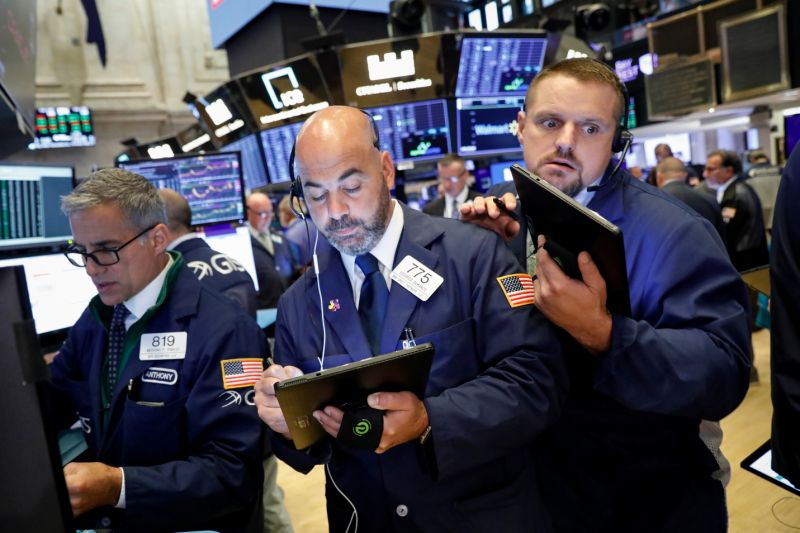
[237,55,332,130]
[456,35,547,97]
[119,153,246,226]
[456,96,524,156]
[366,99,451,164]
[490,159,525,186]
[194,82,254,146]
[29,106,95,150]
[218,134,268,191]
[260,122,303,184]
[177,123,214,153]
[338,34,446,107]
[0,253,95,334]
[0,164,74,250]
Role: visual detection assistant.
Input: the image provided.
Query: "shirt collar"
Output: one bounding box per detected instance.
[716,176,736,203]
[167,232,201,250]
[123,253,174,322]
[340,199,405,279]
[445,186,470,205]
[573,176,603,207]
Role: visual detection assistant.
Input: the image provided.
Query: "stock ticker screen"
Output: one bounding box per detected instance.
[30,106,96,150]
[456,96,524,156]
[260,122,303,184]
[455,36,548,98]
[0,164,74,250]
[366,99,451,164]
[120,153,245,226]
[218,134,269,191]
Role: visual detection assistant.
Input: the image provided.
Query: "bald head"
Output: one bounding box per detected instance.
[246,191,274,232]
[159,189,192,237]
[655,157,687,188]
[292,106,395,256]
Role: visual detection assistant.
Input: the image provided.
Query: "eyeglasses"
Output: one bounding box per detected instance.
[64,225,156,267]
[438,170,467,183]
[247,206,272,218]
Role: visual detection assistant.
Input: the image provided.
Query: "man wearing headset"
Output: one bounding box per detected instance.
[255,105,567,531]
[462,58,752,531]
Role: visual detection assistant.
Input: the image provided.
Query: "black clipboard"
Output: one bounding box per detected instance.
[274,343,435,449]
[510,164,632,316]
[741,440,800,496]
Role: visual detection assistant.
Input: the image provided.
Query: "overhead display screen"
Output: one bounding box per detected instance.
[260,122,303,184]
[339,34,446,107]
[119,153,245,226]
[193,82,254,146]
[30,106,95,150]
[177,123,214,154]
[238,55,332,130]
[366,99,451,164]
[456,96,524,156]
[455,35,548,97]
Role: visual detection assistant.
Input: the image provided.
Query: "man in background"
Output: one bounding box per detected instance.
[656,157,724,237]
[247,191,298,308]
[703,149,769,271]
[159,189,256,317]
[423,153,478,218]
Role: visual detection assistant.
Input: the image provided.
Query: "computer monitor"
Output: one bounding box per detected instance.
[366,99,451,164]
[0,265,73,531]
[218,133,269,192]
[29,106,96,150]
[455,33,548,98]
[0,163,74,251]
[0,252,95,335]
[489,159,526,186]
[119,152,246,226]
[193,81,255,147]
[456,96,524,157]
[260,122,304,184]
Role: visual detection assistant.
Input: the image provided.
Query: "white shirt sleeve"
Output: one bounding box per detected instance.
[115,467,126,508]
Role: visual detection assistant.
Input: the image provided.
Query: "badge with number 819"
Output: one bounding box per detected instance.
[391,255,444,301]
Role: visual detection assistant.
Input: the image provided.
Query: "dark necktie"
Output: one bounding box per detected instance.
[356,254,389,355]
[449,199,460,219]
[106,304,130,402]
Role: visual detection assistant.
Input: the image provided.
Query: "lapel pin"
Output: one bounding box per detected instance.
[328,299,340,312]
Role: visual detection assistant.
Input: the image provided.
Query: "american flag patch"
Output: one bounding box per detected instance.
[220,358,263,390]
[497,273,535,308]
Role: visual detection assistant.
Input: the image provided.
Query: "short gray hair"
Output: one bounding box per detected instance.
[61,168,166,230]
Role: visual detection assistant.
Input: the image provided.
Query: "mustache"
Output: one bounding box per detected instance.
[325,216,363,232]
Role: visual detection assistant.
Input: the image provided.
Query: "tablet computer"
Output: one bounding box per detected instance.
[740,265,770,297]
[274,343,435,449]
[510,164,632,316]
[741,440,800,496]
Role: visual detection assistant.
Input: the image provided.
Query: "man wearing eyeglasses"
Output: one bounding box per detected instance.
[51,168,266,532]
[246,191,299,308]
[422,153,478,219]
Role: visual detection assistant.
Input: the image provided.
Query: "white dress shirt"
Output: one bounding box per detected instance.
[443,186,470,218]
[339,200,404,308]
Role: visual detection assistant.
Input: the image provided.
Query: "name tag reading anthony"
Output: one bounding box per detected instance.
[391,255,444,301]
[139,332,188,360]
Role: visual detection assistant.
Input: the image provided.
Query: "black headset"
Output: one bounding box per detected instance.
[287,109,381,219]
[600,59,634,155]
